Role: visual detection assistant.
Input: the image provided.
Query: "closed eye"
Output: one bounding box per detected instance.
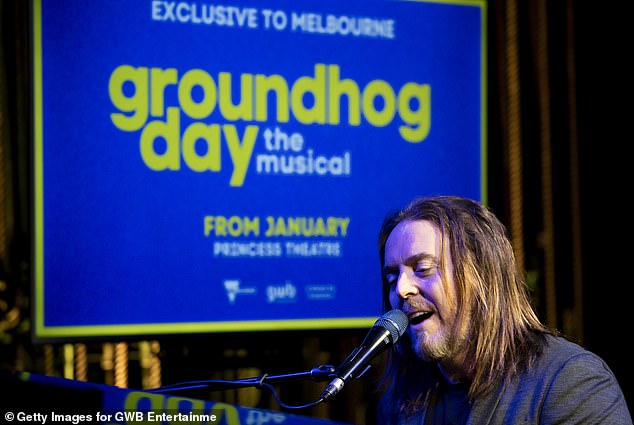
[414,264,437,277]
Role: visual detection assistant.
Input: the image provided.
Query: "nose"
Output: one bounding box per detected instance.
[395,271,419,299]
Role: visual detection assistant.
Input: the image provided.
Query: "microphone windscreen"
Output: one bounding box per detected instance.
[375,309,408,342]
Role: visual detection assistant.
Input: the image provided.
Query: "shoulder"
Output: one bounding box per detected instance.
[516,334,631,423]
[539,334,598,363]
[537,334,615,379]
[472,334,632,424]
[529,334,622,400]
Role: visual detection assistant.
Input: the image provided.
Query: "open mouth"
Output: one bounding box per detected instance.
[409,311,433,326]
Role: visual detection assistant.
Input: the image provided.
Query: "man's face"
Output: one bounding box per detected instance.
[383,219,460,362]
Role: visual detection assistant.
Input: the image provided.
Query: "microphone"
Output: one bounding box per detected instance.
[320,309,408,401]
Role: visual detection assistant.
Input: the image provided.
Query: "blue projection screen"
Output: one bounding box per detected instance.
[33,0,486,339]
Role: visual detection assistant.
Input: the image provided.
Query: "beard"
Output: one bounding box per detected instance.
[403,295,471,364]
[409,326,454,362]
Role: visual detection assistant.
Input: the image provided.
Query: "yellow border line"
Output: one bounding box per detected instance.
[36,317,378,338]
[401,0,486,8]
[480,2,488,204]
[33,0,47,338]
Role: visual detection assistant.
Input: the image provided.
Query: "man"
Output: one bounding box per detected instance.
[377,196,631,424]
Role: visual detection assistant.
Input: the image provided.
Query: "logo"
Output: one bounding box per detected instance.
[305,284,337,300]
[223,279,257,304]
[265,281,297,303]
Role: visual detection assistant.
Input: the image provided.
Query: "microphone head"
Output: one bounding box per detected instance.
[375,309,408,343]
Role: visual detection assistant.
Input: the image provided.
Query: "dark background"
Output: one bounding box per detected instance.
[1,0,632,423]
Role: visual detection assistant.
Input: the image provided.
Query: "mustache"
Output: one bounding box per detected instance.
[401,299,437,315]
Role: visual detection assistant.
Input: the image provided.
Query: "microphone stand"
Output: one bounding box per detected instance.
[244,364,336,386]
[147,364,337,409]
